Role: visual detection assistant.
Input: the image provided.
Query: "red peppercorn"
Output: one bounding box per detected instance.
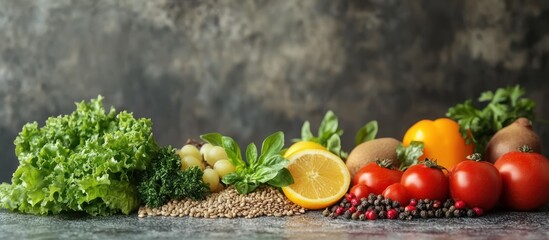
[387,209,398,219]
[366,210,377,220]
[346,193,356,202]
[335,206,345,215]
[432,200,441,209]
[349,206,357,213]
[405,205,416,212]
[409,199,417,206]
[454,200,466,210]
[351,198,360,207]
[473,207,484,216]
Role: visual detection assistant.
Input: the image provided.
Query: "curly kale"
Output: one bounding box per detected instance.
[138,146,210,208]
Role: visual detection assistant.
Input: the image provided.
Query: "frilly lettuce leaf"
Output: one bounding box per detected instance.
[0,96,158,216]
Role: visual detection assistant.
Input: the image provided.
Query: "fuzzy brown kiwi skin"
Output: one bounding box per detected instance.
[485,117,542,163]
[346,138,401,178]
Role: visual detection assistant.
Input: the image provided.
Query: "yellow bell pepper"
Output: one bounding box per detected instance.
[403,118,474,170]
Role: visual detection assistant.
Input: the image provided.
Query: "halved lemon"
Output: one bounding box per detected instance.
[282,149,351,209]
[283,141,326,159]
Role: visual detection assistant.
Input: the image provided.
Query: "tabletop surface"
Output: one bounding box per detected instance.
[1,208,549,240]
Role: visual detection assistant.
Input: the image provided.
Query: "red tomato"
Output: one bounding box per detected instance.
[382,183,410,206]
[449,158,502,211]
[494,150,549,211]
[349,184,371,200]
[401,161,448,202]
[353,161,403,195]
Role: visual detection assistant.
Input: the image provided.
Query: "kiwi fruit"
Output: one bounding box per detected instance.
[346,138,401,177]
[484,117,542,163]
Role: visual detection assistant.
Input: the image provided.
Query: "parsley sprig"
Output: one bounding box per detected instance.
[446,85,535,153]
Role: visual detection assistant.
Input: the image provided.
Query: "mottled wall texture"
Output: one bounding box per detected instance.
[1,0,548,182]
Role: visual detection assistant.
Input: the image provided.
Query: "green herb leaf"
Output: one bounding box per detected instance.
[301,121,314,141]
[267,168,294,187]
[318,111,338,137]
[355,120,378,145]
[200,133,224,146]
[246,143,258,168]
[296,111,347,159]
[446,85,535,152]
[221,136,244,168]
[259,131,284,164]
[396,141,424,171]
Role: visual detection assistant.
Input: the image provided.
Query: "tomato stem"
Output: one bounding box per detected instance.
[422,158,447,171]
[466,153,483,162]
[376,158,395,169]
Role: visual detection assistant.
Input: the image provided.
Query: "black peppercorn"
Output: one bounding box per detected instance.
[368,193,376,201]
[406,215,413,221]
[357,205,364,212]
[376,195,384,201]
[453,209,461,217]
[331,205,339,212]
[435,209,443,218]
[343,211,352,219]
[467,209,475,217]
[374,199,381,206]
[445,211,452,218]
[351,212,360,220]
[420,210,428,218]
[448,206,456,212]
[359,214,366,221]
[345,203,351,208]
[323,208,330,217]
[379,210,387,219]
[428,210,435,218]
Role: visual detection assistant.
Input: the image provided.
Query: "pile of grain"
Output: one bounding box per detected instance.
[138,186,306,218]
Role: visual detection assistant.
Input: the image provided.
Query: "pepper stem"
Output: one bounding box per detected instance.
[518,145,533,153]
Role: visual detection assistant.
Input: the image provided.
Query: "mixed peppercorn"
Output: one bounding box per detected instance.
[323,193,484,221]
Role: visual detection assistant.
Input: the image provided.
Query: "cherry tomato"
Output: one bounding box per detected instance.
[349,184,371,200]
[449,155,502,211]
[403,118,474,170]
[382,183,410,206]
[353,161,403,195]
[401,160,448,202]
[494,148,549,211]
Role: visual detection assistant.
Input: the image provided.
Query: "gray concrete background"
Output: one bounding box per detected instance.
[1,0,548,183]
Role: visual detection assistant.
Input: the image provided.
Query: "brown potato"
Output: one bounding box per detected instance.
[346,138,401,178]
[484,117,542,163]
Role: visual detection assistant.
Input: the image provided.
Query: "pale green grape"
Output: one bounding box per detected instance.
[200,143,213,156]
[202,168,220,192]
[213,159,235,177]
[182,155,204,170]
[180,144,202,161]
[205,146,228,166]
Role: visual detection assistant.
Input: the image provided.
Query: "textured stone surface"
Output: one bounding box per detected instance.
[1,0,549,182]
[1,209,549,239]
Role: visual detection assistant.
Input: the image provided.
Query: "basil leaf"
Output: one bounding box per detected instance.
[355,120,378,145]
[234,180,260,195]
[267,168,294,187]
[300,121,314,141]
[246,143,258,168]
[260,155,288,172]
[318,111,338,138]
[326,134,342,156]
[200,133,224,146]
[221,136,244,167]
[221,172,241,185]
[260,131,284,159]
